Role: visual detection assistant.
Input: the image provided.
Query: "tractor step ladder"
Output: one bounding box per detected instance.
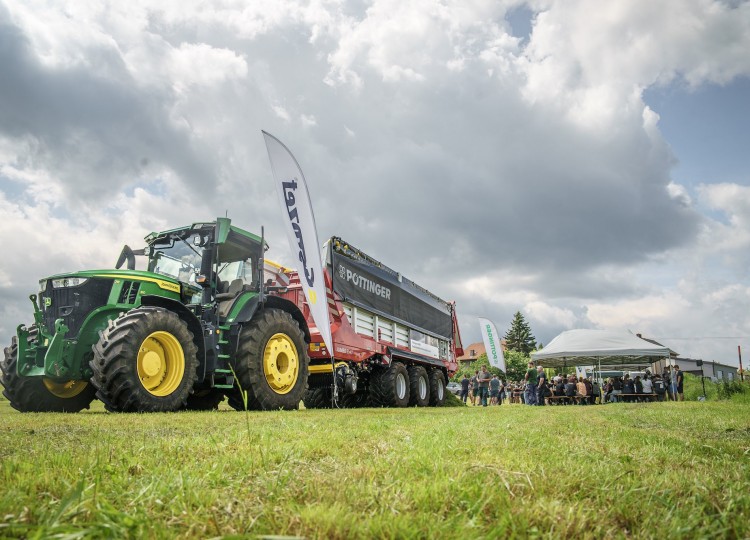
[212,367,234,389]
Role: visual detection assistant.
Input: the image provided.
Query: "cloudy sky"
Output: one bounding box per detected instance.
[1,0,749,367]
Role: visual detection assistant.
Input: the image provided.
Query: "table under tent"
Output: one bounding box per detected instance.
[530,329,674,382]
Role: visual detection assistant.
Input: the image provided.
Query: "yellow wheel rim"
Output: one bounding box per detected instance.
[43,379,88,398]
[263,333,299,395]
[136,331,185,396]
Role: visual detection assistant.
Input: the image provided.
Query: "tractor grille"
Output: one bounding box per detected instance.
[41,278,112,337]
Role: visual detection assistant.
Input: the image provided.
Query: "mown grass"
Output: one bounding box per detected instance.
[0,399,749,539]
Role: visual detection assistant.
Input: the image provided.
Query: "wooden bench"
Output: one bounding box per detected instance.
[613,393,658,402]
[545,395,591,405]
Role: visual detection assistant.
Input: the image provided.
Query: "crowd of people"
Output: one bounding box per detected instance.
[457,363,686,406]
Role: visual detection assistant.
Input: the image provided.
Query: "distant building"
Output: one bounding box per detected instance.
[637,333,739,381]
[662,358,739,382]
[457,340,507,367]
[457,342,485,366]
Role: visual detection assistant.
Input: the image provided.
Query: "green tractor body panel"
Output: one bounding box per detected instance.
[13,218,268,385]
[16,269,189,382]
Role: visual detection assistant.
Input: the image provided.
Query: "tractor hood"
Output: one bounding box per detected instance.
[40,269,187,296]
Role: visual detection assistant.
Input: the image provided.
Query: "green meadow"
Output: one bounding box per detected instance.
[1,395,749,539]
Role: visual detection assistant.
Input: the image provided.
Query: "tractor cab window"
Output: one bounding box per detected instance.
[149,232,205,286]
[217,259,256,291]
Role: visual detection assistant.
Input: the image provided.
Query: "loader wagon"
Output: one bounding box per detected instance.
[276,237,463,409]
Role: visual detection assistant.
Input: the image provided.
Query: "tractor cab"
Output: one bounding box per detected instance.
[143,217,266,308]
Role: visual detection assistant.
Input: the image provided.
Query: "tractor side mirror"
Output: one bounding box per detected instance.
[115,246,146,270]
[115,245,135,270]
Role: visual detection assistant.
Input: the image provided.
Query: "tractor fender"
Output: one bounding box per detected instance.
[140,295,207,381]
[230,295,311,342]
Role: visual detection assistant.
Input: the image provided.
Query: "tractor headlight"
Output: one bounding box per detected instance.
[52,277,89,288]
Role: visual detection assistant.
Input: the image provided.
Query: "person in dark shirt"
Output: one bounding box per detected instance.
[622,375,635,402]
[653,374,667,401]
[524,361,538,406]
[460,374,470,404]
[489,375,501,405]
[583,378,594,405]
[536,366,547,406]
[673,365,684,401]
[564,378,577,404]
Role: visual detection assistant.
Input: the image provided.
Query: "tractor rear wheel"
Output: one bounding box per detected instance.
[90,307,198,412]
[302,387,332,409]
[408,365,430,407]
[370,361,410,407]
[226,309,309,411]
[1,326,96,413]
[428,369,446,406]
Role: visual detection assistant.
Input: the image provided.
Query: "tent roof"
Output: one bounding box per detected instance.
[530,329,672,368]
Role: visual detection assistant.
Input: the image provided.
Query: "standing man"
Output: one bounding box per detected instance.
[459,373,470,404]
[673,365,684,401]
[536,365,547,406]
[477,366,491,407]
[470,370,479,406]
[664,367,674,401]
[489,375,500,405]
[524,361,538,406]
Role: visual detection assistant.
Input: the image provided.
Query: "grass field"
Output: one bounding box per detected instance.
[1,397,749,539]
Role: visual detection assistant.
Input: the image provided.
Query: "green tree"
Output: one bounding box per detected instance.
[504,311,537,354]
[504,350,530,382]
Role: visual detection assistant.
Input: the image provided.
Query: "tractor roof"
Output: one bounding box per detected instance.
[145,218,268,262]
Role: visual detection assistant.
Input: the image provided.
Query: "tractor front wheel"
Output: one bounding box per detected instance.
[1,326,96,413]
[227,309,309,411]
[90,307,198,412]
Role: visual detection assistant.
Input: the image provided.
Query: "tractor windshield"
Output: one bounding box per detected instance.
[149,231,205,285]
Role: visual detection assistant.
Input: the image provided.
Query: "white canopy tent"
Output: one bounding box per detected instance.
[531,329,672,370]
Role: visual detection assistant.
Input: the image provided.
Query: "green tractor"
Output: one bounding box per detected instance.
[1,218,310,413]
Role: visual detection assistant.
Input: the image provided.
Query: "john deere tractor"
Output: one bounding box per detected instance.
[1,218,310,413]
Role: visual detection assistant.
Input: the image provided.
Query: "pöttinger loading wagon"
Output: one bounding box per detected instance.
[276,237,464,408]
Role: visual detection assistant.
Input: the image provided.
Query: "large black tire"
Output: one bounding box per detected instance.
[370,362,410,408]
[340,390,371,408]
[428,369,446,407]
[1,326,96,413]
[90,307,199,412]
[184,388,225,411]
[226,309,309,411]
[408,365,430,407]
[303,387,332,409]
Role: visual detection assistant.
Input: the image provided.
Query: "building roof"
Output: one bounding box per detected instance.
[457,342,486,363]
[636,334,679,357]
[457,340,508,363]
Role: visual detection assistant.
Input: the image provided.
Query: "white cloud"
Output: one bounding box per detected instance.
[525,301,577,328]
[1,0,749,368]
